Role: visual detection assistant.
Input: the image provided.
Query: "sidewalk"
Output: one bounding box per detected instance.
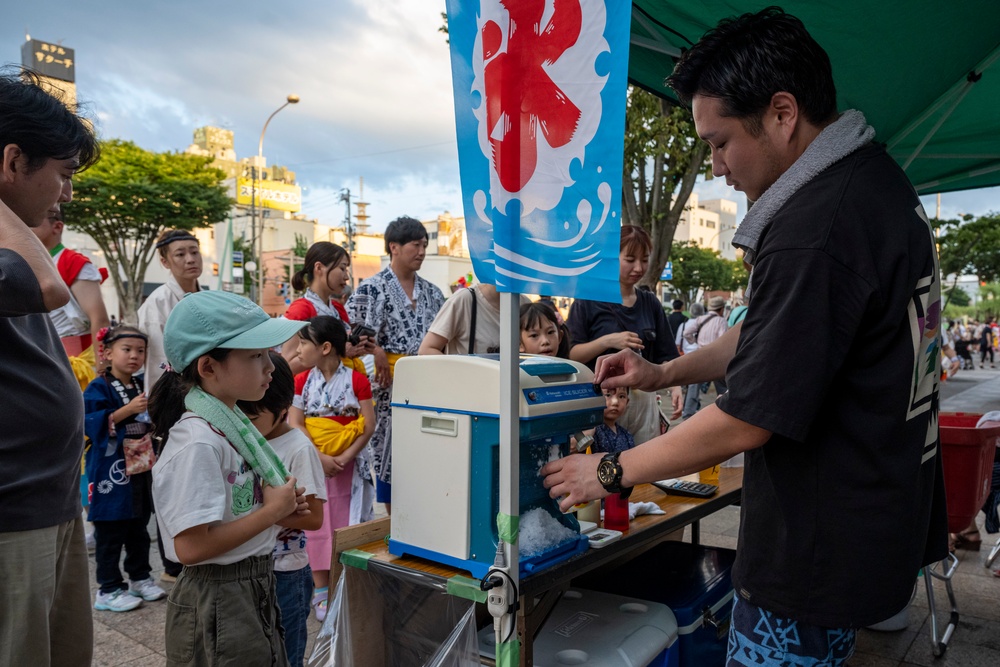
[89,374,1000,666]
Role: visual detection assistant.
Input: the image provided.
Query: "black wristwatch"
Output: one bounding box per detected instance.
[597,451,633,499]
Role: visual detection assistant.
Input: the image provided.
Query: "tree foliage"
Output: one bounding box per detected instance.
[944,285,971,307]
[63,140,233,321]
[621,87,711,289]
[934,212,1000,310]
[667,241,747,306]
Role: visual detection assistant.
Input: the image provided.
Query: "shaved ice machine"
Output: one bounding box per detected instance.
[388,355,605,578]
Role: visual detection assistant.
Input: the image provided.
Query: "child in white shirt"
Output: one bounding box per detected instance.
[239,352,326,667]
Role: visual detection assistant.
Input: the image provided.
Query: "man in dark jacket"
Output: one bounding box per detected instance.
[543,9,947,665]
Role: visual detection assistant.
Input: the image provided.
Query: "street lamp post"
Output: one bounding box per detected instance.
[251,94,299,306]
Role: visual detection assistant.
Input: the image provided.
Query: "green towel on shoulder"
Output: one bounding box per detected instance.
[185,386,289,487]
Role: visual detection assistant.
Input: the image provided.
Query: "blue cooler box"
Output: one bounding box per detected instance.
[478,588,679,667]
[573,542,736,667]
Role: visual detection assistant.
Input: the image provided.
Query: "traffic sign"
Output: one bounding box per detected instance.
[660,261,673,281]
[232,251,244,279]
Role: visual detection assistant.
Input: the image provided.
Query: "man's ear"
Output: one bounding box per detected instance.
[769,91,799,142]
[0,144,24,184]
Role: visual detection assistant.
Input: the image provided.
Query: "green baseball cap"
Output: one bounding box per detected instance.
[163,291,306,373]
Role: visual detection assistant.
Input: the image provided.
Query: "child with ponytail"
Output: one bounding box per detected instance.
[288,315,375,621]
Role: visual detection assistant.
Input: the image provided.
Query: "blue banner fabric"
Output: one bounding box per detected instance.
[445,0,630,303]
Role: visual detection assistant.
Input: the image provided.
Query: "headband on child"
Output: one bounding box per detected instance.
[155,233,200,249]
[98,326,148,346]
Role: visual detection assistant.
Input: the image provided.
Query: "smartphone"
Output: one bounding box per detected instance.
[349,325,376,346]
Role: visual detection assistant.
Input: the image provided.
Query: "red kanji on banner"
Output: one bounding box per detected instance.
[482,0,583,193]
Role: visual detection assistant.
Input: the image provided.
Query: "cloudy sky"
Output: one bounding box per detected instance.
[4,1,997,234]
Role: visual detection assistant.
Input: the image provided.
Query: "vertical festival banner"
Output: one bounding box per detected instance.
[446,0,630,303]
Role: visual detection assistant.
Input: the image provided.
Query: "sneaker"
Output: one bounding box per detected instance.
[129,578,167,601]
[159,572,178,584]
[312,590,328,623]
[95,589,143,612]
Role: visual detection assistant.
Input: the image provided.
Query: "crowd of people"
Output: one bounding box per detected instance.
[4,7,998,667]
[943,318,999,372]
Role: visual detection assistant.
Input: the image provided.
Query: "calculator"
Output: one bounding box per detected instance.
[653,479,718,498]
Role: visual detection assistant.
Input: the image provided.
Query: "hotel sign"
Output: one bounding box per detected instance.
[22,39,75,83]
[236,178,302,213]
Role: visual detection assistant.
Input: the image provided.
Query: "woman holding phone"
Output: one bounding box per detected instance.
[281,242,374,375]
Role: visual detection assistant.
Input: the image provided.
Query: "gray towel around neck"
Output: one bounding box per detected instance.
[732,109,875,265]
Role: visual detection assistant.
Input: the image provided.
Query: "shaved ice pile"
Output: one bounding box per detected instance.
[519,507,578,557]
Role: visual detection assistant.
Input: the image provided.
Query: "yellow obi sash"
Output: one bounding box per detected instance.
[343,356,367,375]
[305,416,365,457]
[69,345,97,392]
[386,352,407,378]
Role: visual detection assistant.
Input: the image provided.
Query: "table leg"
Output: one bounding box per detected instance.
[691,519,700,545]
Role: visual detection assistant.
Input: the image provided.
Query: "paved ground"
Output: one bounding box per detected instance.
[88,369,1000,666]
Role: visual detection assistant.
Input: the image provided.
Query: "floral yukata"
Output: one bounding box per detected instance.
[294,363,375,541]
[347,266,444,484]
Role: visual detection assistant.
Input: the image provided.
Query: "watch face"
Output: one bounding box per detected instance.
[597,460,616,486]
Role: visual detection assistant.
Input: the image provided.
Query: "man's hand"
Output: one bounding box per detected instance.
[540,453,607,513]
[373,346,392,388]
[346,336,375,358]
[594,349,664,392]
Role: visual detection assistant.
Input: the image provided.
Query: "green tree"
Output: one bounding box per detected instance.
[63,140,233,321]
[621,88,711,289]
[935,212,1000,309]
[668,241,740,306]
[944,285,971,307]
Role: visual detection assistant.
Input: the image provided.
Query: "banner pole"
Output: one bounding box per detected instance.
[494,290,522,664]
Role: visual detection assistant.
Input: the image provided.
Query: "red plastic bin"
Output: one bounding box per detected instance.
[939,412,999,533]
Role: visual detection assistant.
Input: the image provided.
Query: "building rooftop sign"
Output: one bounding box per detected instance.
[22,39,75,83]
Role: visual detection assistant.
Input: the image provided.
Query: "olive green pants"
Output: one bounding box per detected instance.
[0,516,93,667]
[165,555,288,666]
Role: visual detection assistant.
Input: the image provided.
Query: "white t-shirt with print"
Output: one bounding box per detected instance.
[153,413,279,565]
[269,427,327,572]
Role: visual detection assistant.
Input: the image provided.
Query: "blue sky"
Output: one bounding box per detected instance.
[4,1,997,233]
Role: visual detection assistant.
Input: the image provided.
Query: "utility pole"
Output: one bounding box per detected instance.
[340,188,354,287]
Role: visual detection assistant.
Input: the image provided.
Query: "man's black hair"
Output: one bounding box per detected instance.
[238,351,294,417]
[667,6,837,135]
[672,299,684,310]
[384,215,427,255]
[0,69,100,173]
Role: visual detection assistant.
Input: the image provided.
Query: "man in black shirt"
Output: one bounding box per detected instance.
[665,299,687,344]
[543,8,947,665]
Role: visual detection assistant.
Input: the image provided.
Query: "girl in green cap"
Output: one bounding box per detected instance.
[149,290,309,666]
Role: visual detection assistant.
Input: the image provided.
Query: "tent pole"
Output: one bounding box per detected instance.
[888,42,1000,153]
[493,290,521,661]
